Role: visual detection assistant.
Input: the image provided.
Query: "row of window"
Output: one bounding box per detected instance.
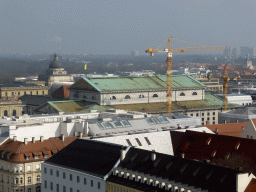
[187,112,216,117]
[44,180,100,191]
[202,117,215,121]
[12,186,40,192]
[3,110,16,117]
[44,168,101,189]
[12,176,39,184]
[4,91,45,96]
[13,164,40,173]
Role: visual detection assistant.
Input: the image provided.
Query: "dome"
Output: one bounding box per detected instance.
[49,54,63,68]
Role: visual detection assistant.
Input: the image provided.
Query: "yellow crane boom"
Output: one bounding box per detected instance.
[145,37,230,114]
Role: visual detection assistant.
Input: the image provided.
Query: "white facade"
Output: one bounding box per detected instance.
[42,163,105,192]
[240,119,256,139]
[216,94,253,106]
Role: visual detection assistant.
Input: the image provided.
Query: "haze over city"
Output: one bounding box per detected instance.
[1,0,256,55]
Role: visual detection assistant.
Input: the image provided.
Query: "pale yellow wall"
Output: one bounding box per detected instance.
[0,88,49,99]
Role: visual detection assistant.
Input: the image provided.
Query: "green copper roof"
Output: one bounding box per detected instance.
[47,93,239,113]
[70,75,206,92]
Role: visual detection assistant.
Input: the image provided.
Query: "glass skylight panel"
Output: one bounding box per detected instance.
[113,121,123,128]
[121,120,131,127]
[152,117,160,124]
[97,123,104,130]
[157,116,169,123]
[146,118,155,124]
[102,122,113,129]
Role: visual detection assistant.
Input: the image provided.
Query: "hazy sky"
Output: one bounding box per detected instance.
[0,0,256,55]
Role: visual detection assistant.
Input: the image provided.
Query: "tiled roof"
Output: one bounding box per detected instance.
[119,147,244,192]
[45,139,127,178]
[0,136,85,162]
[245,178,256,192]
[107,175,170,192]
[51,85,70,99]
[175,130,256,175]
[69,75,206,92]
[204,123,247,137]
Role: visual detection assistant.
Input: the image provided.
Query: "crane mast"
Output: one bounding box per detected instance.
[222,65,228,111]
[146,37,230,114]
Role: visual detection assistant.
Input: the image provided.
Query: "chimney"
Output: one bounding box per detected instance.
[84,122,89,135]
[181,153,185,158]
[177,124,181,129]
[151,150,156,161]
[215,128,219,134]
[74,132,78,136]
[13,136,17,142]
[79,132,83,138]
[61,134,65,142]
[24,138,28,145]
[224,120,227,124]
[242,127,245,131]
[236,119,239,123]
[32,137,35,144]
[40,136,44,143]
[120,148,126,161]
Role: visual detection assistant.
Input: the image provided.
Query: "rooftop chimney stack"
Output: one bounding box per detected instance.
[215,128,219,134]
[79,132,83,138]
[61,134,65,142]
[151,150,156,161]
[74,132,78,136]
[24,138,28,145]
[13,136,17,142]
[181,153,185,158]
[32,137,35,144]
[40,136,44,143]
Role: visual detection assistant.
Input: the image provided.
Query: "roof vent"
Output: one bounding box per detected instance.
[40,136,44,143]
[225,153,230,159]
[32,137,35,144]
[235,142,241,150]
[206,138,212,145]
[211,150,217,157]
[13,136,17,142]
[215,128,218,134]
[24,138,28,145]
[151,150,156,161]
[61,134,65,142]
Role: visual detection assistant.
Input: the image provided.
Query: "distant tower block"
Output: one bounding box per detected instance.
[240,47,254,58]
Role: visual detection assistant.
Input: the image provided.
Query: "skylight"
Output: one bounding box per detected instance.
[121,120,131,127]
[101,122,113,129]
[97,123,104,130]
[113,121,123,128]
[146,118,155,124]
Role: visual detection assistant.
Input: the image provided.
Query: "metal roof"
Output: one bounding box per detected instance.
[70,74,206,92]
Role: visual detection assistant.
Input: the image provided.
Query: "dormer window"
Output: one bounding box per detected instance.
[44,154,48,158]
[235,142,241,150]
[192,92,197,95]
[206,138,212,145]
[211,150,217,157]
[180,92,185,96]
[25,156,30,161]
[34,155,40,160]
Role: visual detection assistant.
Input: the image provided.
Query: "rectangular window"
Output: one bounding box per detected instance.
[77,176,80,183]
[42,91,44,95]
[207,113,210,116]
[18,92,20,96]
[70,174,72,181]
[144,137,151,145]
[27,166,31,172]
[213,121,215,124]
[98,182,100,189]
[56,171,59,177]
[77,190,80,192]
[190,114,193,116]
[20,167,23,172]
[126,139,132,146]
[50,169,53,175]
[91,180,93,187]
[5,92,7,96]
[84,178,86,185]
[36,91,38,95]
[213,112,215,115]
[135,138,142,146]
[50,182,53,190]
[44,168,47,174]
[63,172,66,179]
[36,164,40,170]
[56,184,59,192]
[202,113,204,116]
[63,186,66,192]
[213,117,215,120]
[44,180,47,189]
[196,113,199,117]
[24,91,26,95]
[202,118,204,121]
[70,188,73,192]
[12,92,14,96]
[207,117,210,121]
[28,177,31,183]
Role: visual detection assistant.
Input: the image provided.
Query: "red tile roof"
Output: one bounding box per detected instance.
[245,178,256,192]
[51,85,70,99]
[204,123,247,137]
[175,130,256,175]
[0,135,87,163]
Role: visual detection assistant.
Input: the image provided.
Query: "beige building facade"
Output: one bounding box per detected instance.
[0,100,24,117]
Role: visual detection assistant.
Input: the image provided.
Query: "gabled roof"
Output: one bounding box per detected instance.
[227,107,256,116]
[119,147,244,192]
[175,130,256,175]
[245,178,256,192]
[19,95,61,106]
[204,123,247,137]
[45,139,127,178]
[69,75,206,92]
[0,136,84,162]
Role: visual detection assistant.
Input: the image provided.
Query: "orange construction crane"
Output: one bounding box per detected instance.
[146,37,230,114]
[222,65,229,111]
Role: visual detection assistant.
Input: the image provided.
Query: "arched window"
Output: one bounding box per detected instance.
[110,96,116,100]
[124,95,131,99]
[12,110,16,116]
[152,94,158,98]
[20,177,23,184]
[15,177,19,184]
[139,94,144,98]
[4,110,7,116]
[36,175,40,182]
[28,188,32,192]
[180,92,185,96]
[192,92,197,95]
[36,186,41,192]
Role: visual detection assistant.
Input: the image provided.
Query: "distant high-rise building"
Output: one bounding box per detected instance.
[131,50,139,56]
[231,47,237,58]
[240,47,254,58]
